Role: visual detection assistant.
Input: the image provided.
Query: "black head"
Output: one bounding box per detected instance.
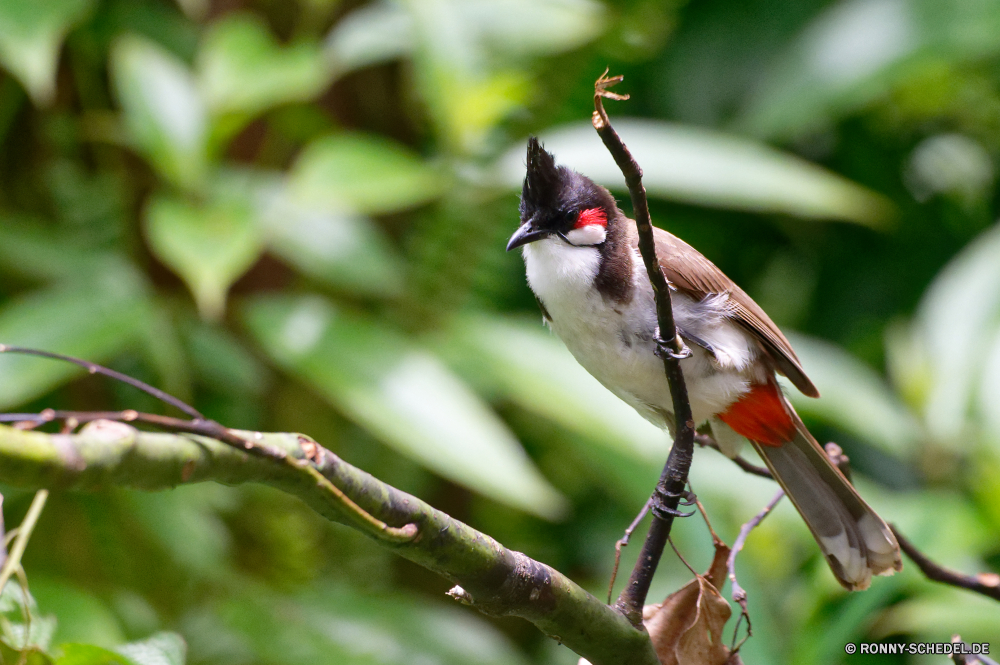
[507,137,618,251]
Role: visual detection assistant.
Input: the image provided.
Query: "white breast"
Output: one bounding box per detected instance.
[522,237,764,427]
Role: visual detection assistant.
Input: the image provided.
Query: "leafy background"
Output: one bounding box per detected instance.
[0,0,999,663]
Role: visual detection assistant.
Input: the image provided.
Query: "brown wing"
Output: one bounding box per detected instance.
[647,227,820,398]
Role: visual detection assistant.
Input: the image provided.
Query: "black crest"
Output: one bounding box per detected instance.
[519,137,616,228]
[520,137,564,218]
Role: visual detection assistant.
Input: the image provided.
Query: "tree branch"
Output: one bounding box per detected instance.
[892,526,1000,602]
[726,488,784,650]
[592,71,697,625]
[0,345,203,419]
[0,422,659,665]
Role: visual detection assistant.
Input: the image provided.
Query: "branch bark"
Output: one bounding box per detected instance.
[893,525,1000,602]
[0,422,659,665]
[592,71,697,626]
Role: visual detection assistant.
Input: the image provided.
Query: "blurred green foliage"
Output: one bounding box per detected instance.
[0,0,999,663]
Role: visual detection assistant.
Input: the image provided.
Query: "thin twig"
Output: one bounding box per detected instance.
[950,635,1000,665]
[704,425,1000,607]
[823,442,852,482]
[607,498,651,604]
[593,70,698,626]
[0,490,48,595]
[4,407,420,544]
[692,492,722,544]
[727,488,784,651]
[893,525,1000,602]
[668,536,697,576]
[0,345,203,419]
[0,409,285,459]
[952,635,970,665]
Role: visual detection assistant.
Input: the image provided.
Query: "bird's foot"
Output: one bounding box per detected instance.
[653,328,692,361]
[650,487,696,520]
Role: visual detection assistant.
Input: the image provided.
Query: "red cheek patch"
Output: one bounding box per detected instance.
[574,208,607,229]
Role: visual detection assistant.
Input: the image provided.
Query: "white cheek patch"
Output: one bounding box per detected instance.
[523,237,600,303]
[564,224,607,246]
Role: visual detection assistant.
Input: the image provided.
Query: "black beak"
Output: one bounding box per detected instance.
[506,221,550,251]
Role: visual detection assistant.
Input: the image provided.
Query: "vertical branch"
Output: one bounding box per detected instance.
[591,71,697,625]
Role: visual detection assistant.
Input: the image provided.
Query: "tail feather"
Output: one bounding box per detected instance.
[751,413,901,590]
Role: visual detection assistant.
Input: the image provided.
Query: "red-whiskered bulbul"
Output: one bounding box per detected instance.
[507,137,901,590]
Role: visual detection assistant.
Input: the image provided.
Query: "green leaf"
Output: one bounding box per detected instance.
[498,120,892,225]
[144,190,263,321]
[403,0,603,78]
[878,589,1000,645]
[28,578,125,650]
[0,216,124,282]
[978,326,1000,445]
[446,0,604,57]
[0,269,149,409]
[915,221,1000,446]
[110,36,207,191]
[58,633,186,665]
[0,0,94,105]
[57,644,130,665]
[400,0,602,154]
[791,575,903,665]
[0,579,39,614]
[403,1,528,155]
[738,0,1000,140]
[429,70,530,156]
[123,486,236,579]
[114,633,185,665]
[288,133,444,215]
[180,319,267,397]
[197,13,331,120]
[438,315,667,462]
[254,173,405,298]
[327,0,603,79]
[780,332,920,455]
[0,584,56,655]
[194,584,529,665]
[324,1,414,76]
[243,295,567,519]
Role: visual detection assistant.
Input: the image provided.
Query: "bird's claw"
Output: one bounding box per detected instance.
[651,503,696,519]
[650,487,697,520]
[654,330,692,360]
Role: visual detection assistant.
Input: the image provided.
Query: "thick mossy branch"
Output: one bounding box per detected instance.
[0,423,658,665]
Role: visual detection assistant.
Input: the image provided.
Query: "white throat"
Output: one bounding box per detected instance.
[520,235,764,429]
[522,236,601,304]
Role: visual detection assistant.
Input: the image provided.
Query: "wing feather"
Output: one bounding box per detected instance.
[647,227,820,398]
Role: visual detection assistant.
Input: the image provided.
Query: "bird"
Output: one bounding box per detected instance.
[506,137,901,591]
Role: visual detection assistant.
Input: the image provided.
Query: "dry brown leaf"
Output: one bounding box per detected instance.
[643,539,733,665]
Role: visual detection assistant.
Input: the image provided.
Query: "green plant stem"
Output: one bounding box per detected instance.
[0,490,48,595]
[0,423,658,665]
